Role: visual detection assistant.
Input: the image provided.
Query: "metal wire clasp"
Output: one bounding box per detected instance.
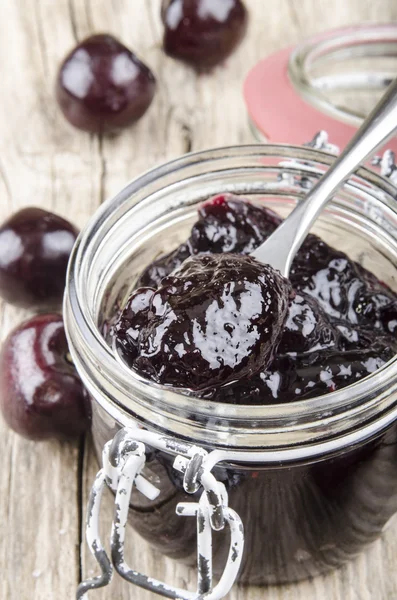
[277,130,341,190]
[372,149,397,185]
[76,427,244,599]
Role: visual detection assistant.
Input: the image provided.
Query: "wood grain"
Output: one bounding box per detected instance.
[1,1,397,598]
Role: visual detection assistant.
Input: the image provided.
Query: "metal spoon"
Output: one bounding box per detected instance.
[250,78,397,277]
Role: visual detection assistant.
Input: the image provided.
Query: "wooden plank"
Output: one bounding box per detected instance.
[1,0,397,599]
[0,0,91,597]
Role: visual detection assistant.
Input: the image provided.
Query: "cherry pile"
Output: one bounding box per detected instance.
[113,195,397,403]
[0,2,249,439]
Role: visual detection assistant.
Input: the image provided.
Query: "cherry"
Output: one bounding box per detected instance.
[56,34,156,133]
[0,314,90,440]
[277,292,340,355]
[114,254,291,391]
[290,235,397,333]
[192,194,281,254]
[162,0,248,70]
[0,207,78,309]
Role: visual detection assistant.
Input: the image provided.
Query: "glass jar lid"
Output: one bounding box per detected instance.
[244,24,397,151]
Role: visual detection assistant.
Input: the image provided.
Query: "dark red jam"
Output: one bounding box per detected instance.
[114,253,291,390]
[112,194,397,402]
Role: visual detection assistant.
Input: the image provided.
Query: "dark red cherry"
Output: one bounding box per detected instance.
[0,207,78,309]
[56,34,156,133]
[162,0,248,70]
[0,314,90,440]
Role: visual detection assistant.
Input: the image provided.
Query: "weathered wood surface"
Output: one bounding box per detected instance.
[1,1,397,598]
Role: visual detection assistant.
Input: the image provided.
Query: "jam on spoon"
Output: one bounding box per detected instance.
[115,253,291,390]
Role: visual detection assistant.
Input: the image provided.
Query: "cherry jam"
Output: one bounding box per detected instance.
[113,194,397,402]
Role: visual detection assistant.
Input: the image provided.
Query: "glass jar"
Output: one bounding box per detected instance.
[244,24,397,151]
[65,145,397,597]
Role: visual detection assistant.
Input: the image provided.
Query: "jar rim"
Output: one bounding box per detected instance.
[288,23,397,128]
[65,144,397,451]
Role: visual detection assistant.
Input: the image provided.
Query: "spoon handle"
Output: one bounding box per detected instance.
[251,77,397,277]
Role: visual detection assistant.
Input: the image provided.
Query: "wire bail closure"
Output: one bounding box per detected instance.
[76,426,244,600]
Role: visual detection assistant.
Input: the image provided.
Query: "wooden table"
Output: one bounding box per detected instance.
[2,1,397,598]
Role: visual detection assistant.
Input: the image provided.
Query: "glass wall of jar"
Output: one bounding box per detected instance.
[288,23,397,127]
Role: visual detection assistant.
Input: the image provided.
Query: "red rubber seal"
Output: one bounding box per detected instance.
[244,45,397,153]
